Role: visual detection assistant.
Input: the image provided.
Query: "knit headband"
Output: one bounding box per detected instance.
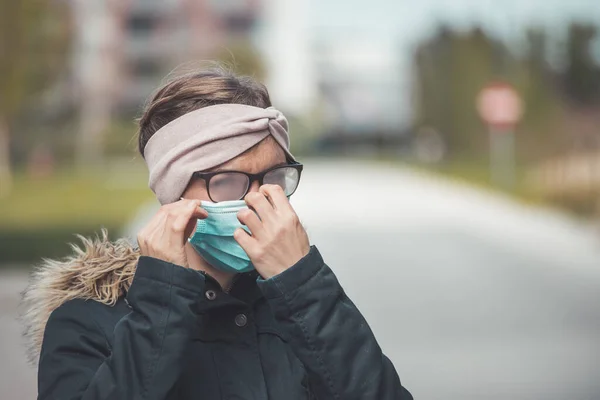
[143,104,295,205]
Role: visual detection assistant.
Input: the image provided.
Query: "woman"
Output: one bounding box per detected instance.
[23,67,413,399]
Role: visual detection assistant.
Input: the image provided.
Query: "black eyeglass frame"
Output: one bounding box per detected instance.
[192,162,304,202]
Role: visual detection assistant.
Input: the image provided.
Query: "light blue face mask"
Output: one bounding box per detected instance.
[189,200,254,274]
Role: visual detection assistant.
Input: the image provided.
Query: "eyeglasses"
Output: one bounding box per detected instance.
[193,163,303,203]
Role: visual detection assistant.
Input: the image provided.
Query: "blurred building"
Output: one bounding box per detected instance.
[71,0,262,116]
[69,0,262,165]
[72,0,412,146]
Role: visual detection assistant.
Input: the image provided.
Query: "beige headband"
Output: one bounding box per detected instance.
[143,104,295,204]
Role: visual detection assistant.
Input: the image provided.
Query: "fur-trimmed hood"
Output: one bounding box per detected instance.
[21,230,140,365]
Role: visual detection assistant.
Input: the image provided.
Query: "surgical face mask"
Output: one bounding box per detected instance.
[188,200,254,274]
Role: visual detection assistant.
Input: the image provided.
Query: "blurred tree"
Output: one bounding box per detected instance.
[0,0,70,196]
[413,25,571,165]
[561,23,600,106]
[515,27,565,162]
[413,27,503,160]
[525,28,547,71]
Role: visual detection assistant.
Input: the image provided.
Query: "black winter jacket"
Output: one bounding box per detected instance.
[24,234,412,400]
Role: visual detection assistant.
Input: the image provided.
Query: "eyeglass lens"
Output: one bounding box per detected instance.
[208,166,300,202]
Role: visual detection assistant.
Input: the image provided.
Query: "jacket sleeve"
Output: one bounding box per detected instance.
[37,256,207,400]
[257,246,413,400]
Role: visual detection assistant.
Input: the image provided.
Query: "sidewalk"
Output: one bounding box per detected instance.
[0,269,37,399]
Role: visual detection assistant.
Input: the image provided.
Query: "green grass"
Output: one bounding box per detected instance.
[0,168,152,229]
[424,161,535,196]
[373,156,600,220]
[0,165,154,264]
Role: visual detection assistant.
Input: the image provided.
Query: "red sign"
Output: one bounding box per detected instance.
[476,82,523,129]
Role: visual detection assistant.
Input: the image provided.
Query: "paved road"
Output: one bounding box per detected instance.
[3,160,600,399]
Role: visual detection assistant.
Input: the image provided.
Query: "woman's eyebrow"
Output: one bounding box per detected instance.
[209,166,231,173]
[211,161,287,173]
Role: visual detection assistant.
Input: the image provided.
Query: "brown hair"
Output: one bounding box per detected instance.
[137,66,272,157]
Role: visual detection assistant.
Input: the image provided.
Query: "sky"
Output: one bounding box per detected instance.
[309,0,600,53]
[256,0,599,120]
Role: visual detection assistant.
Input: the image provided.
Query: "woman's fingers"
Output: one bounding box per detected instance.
[237,184,309,279]
[137,227,148,254]
[233,227,257,253]
[237,208,263,238]
[169,198,208,218]
[193,203,209,219]
[171,200,203,243]
[137,205,166,252]
[259,184,292,212]
[244,191,275,222]
[184,203,208,240]
[137,199,207,267]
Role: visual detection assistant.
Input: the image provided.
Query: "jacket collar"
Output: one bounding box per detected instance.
[20,230,264,365]
[202,269,263,305]
[21,230,138,365]
[229,270,263,305]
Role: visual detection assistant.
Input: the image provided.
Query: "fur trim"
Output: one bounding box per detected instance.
[20,229,139,365]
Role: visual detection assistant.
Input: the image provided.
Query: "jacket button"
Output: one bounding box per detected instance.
[205,290,217,300]
[234,313,248,327]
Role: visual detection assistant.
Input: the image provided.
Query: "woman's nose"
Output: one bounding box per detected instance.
[247,180,261,193]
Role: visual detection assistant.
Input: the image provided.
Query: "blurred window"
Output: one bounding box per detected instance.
[209,0,250,14]
[208,0,255,32]
[126,14,157,36]
[224,15,255,32]
[131,59,162,78]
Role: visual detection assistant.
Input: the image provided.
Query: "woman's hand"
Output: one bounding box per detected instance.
[235,185,310,279]
[137,199,208,269]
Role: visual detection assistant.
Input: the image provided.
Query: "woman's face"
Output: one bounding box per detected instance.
[182,136,287,202]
